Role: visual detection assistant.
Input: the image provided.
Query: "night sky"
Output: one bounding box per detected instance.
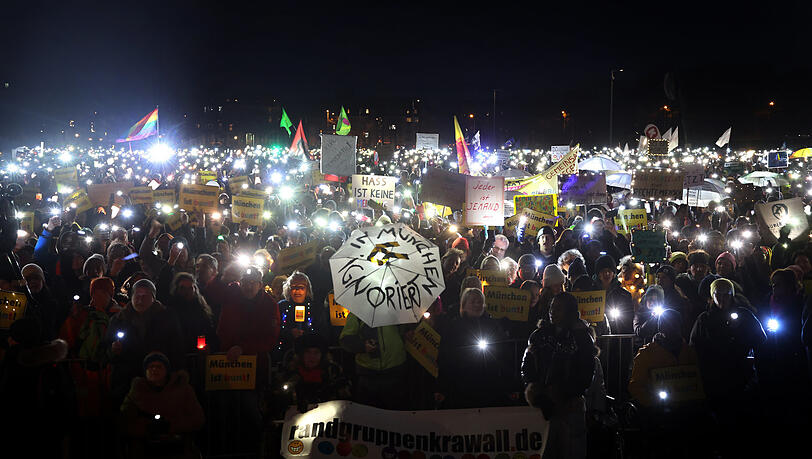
[1,2,810,151]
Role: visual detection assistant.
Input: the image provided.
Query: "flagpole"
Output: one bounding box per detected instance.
[156,105,160,142]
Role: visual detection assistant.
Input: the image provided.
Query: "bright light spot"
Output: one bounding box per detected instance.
[147,143,174,163]
[730,312,739,320]
[271,172,282,183]
[122,209,133,218]
[449,225,458,233]
[742,230,752,238]
[535,260,542,268]
[423,311,431,319]
[662,220,671,228]
[116,331,124,339]
[672,231,680,238]
[287,221,299,231]
[59,152,72,163]
[237,254,250,266]
[697,234,708,243]
[477,339,488,350]
[85,237,92,244]
[162,205,172,214]
[658,391,668,400]
[16,230,27,238]
[233,159,246,169]
[766,318,780,333]
[609,308,621,319]
[584,223,593,233]
[652,305,664,317]
[315,217,327,227]
[731,240,743,249]
[279,186,294,200]
[263,211,271,220]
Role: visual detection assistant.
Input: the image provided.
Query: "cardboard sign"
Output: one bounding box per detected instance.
[87,181,133,206]
[631,229,668,263]
[484,285,531,321]
[154,189,176,205]
[328,293,349,327]
[558,173,607,205]
[129,187,154,205]
[766,151,788,169]
[519,207,557,238]
[204,355,257,391]
[505,146,578,195]
[420,202,452,218]
[614,208,648,235]
[421,168,467,208]
[230,175,251,192]
[54,167,78,193]
[239,188,266,199]
[164,212,183,231]
[550,145,569,162]
[231,195,264,226]
[650,365,705,403]
[495,149,510,162]
[65,189,93,213]
[465,268,507,287]
[352,174,397,210]
[683,164,705,188]
[0,290,28,329]
[464,176,505,226]
[276,240,319,274]
[320,134,357,177]
[513,194,558,216]
[179,184,219,213]
[415,133,440,150]
[571,290,606,323]
[18,212,34,235]
[755,197,809,243]
[198,170,217,184]
[632,170,684,200]
[503,213,521,236]
[404,320,441,378]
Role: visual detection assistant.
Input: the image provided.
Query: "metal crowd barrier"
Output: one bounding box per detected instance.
[596,334,637,401]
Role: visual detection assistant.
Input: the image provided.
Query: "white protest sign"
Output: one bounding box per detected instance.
[415,133,440,150]
[464,176,505,226]
[352,174,397,210]
[320,134,357,177]
[550,145,569,162]
[755,197,809,243]
[683,164,705,188]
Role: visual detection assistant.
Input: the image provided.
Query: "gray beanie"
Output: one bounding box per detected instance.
[132,278,157,298]
[542,265,566,288]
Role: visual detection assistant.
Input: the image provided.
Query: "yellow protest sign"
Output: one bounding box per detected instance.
[328,293,349,327]
[484,285,531,321]
[520,207,557,238]
[421,202,452,218]
[614,208,648,235]
[54,167,78,193]
[204,355,257,391]
[239,188,266,199]
[504,213,521,236]
[276,241,319,274]
[153,189,176,205]
[229,175,250,192]
[165,212,183,231]
[513,194,558,216]
[128,187,154,205]
[65,189,93,213]
[465,268,507,287]
[18,212,34,235]
[404,320,441,378]
[650,365,705,403]
[179,184,219,213]
[231,195,264,226]
[572,290,606,323]
[198,170,217,184]
[311,168,327,186]
[0,290,28,329]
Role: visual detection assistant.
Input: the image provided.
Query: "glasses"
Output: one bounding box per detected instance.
[290,285,307,291]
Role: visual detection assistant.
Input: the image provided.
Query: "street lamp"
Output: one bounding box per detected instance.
[609,68,624,147]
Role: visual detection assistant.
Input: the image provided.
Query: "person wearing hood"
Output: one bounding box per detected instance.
[167,272,217,354]
[22,263,65,340]
[655,265,693,335]
[594,255,634,334]
[522,292,596,459]
[538,264,566,323]
[634,285,666,346]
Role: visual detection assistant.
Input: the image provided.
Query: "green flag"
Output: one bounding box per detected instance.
[280,107,293,136]
[336,106,351,135]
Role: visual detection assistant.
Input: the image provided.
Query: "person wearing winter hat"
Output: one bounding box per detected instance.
[513,253,539,287]
[451,236,470,262]
[566,257,595,292]
[538,265,566,324]
[656,265,692,335]
[633,285,665,346]
[669,252,688,274]
[594,255,634,334]
[536,226,557,267]
[675,250,712,326]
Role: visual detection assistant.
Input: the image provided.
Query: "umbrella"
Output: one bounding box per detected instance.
[790,148,812,159]
[495,168,531,178]
[578,155,623,172]
[329,223,445,327]
[606,172,632,189]
[738,171,789,187]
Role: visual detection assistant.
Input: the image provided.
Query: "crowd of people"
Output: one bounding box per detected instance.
[0,146,811,458]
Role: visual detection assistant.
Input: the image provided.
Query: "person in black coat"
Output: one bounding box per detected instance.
[594,255,634,334]
[634,285,665,347]
[166,272,217,353]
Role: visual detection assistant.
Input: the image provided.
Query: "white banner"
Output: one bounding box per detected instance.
[416,133,440,150]
[464,176,505,226]
[281,401,548,458]
[352,174,397,210]
[321,135,357,177]
[550,145,569,162]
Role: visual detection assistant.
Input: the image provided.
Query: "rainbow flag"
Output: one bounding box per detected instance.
[117,108,158,143]
[453,116,472,174]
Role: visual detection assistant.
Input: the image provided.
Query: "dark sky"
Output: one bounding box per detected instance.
[1,1,810,150]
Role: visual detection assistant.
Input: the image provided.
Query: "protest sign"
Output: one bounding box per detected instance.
[153,189,176,205]
[204,355,257,391]
[352,175,397,210]
[404,320,441,378]
[755,197,809,243]
[571,290,606,323]
[328,293,349,327]
[631,229,668,263]
[683,164,705,188]
[230,175,251,192]
[420,202,452,218]
[767,151,788,169]
[421,168,467,208]
[198,170,218,184]
[276,241,319,274]
[415,133,439,150]
[484,286,531,321]
[165,212,183,231]
[632,170,684,200]
[558,172,607,205]
[505,145,578,195]
[513,193,558,216]
[614,208,648,235]
[647,138,668,156]
[281,401,548,458]
[65,189,93,213]
[239,188,266,199]
[179,184,219,213]
[129,187,154,205]
[54,167,78,193]
[465,268,507,287]
[464,176,504,226]
[550,145,569,162]
[495,149,510,162]
[18,212,34,235]
[519,207,557,238]
[320,134,357,177]
[0,290,27,329]
[650,365,705,403]
[87,181,133,206]
[503,213,521,236]
[231,195,264,226]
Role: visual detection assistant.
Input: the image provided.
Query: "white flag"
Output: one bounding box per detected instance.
[637,135,647,153]
[668,127,679,152]
[716,127,732,148]
[662,128,672,144]
[623,142,630,155]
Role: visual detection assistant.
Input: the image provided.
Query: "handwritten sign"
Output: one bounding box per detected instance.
[320,134,357,177]
[631,229,668,263]
[352,174,397,210]
[650,365,705,403]
[633,170,684,200]
[154,189,176,205]
[550,145,569,162]
[614,208,648,235]
[465,268,507,287]
[205,355,257,391]
[520,207,557,238]
[404,320,441,378]
[421,168,466,208]
[571,290,606,323]
[415,133,440,150]
[558,173,607,205]
[328,293,349,327]
[179,184,219,213]
[198,170,218,184]
[464,176,504,226]
[503,213,521,236]
[513,194,558,216]
[129,187,154,205]
[0,290,27,329]
[683,164,705,188]
[484,286,531,321]
[65,189,93,213]
[231,195,264,226]
[276,241,319,274]
[755,197,809,243]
